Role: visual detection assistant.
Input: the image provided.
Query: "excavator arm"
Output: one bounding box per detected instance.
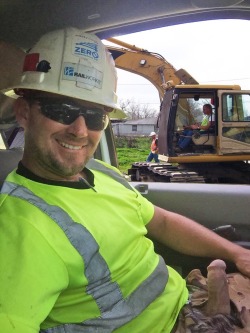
[106,37,198,101]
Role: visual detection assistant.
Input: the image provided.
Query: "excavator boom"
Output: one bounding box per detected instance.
[106,37,198,101]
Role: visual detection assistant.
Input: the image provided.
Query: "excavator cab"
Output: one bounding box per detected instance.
[158,86,218,156]
[158,85,250,160]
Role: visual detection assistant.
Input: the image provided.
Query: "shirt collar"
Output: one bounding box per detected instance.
[16,162,95,189]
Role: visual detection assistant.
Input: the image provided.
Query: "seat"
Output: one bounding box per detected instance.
[192,131,216,146]
[0,148,23,189]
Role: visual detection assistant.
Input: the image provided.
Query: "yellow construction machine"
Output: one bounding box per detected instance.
[106,38,250,184]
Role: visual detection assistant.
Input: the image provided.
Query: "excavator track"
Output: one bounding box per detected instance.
[128,162,206,183]
[128,161,250,184]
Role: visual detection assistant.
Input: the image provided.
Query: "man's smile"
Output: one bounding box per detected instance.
[57,140,87,150]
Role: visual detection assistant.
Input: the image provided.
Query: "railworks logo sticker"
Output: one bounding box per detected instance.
[63,63,103,89]
[74,42,99,60]
[64,66,74,76]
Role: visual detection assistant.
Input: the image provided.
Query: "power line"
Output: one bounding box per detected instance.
[201,78,250,83]
[118,102,160,106]
[118,83,153,86]
[118,78,250,85]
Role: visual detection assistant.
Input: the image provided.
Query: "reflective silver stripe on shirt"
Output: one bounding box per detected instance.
[2,172,168,333]
[86,158,134,192]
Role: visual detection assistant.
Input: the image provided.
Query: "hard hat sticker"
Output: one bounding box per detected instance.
[73,41,99,60]
[62,63,103,90]
[23,53,40,71]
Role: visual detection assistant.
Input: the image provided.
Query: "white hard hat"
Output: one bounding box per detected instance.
[2,27,119,110]
[149,131,156,136]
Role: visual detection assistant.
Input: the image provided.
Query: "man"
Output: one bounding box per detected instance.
[176,103,215,152]
[146,131,159,162]
[0,28,249,333]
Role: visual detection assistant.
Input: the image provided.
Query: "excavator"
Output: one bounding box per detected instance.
[106,38,250,184]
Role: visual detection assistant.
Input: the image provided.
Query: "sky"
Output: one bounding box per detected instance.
[104,19,250,112]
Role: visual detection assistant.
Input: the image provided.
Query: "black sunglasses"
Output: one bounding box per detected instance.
[31,97,108,131]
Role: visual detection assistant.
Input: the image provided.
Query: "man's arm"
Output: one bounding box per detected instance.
[146,206,250,277]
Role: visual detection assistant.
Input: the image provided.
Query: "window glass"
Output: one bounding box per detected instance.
[222,127,250,143]
[175,94,214,130]
[222,93,250,122]
[222,93,250,143]
[0,133,6,149]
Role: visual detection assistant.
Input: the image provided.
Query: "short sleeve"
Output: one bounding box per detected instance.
[0,198,69,332]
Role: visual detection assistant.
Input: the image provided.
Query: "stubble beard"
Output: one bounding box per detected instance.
[25,139,88,179]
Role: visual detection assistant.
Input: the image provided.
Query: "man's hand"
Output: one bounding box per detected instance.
[233,248,250,278]
[190,124,200,130]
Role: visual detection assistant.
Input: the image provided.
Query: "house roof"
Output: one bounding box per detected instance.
[123,117,158,125]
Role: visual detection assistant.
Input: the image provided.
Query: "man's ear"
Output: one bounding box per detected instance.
[14,97,30,128]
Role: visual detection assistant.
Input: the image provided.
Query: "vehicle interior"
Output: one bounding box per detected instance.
[2,1,250,50]
[1,0,250,276]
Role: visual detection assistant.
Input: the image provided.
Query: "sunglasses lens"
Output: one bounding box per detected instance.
[37,99,107,130]
[84,109,106,131]
[42,104,76,125]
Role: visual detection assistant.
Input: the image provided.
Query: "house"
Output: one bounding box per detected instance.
[112,117,158,137]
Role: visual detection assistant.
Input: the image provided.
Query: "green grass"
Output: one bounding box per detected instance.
[114,137,150,174]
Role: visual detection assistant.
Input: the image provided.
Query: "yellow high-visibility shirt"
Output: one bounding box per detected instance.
[0,161,188,333]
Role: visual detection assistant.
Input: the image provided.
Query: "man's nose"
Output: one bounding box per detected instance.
[67,115,88,137]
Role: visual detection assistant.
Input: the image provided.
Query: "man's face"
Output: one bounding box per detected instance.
[15,93,106,181]
[203,106,211,115]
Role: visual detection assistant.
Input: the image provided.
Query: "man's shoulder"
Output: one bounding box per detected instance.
[87,159,134,191]
[87,159,122,175]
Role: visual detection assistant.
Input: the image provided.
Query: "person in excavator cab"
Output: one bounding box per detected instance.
[175,103,215,152]
[0,27,250,333]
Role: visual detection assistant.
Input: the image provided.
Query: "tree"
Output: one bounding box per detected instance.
[119,98,159,120]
